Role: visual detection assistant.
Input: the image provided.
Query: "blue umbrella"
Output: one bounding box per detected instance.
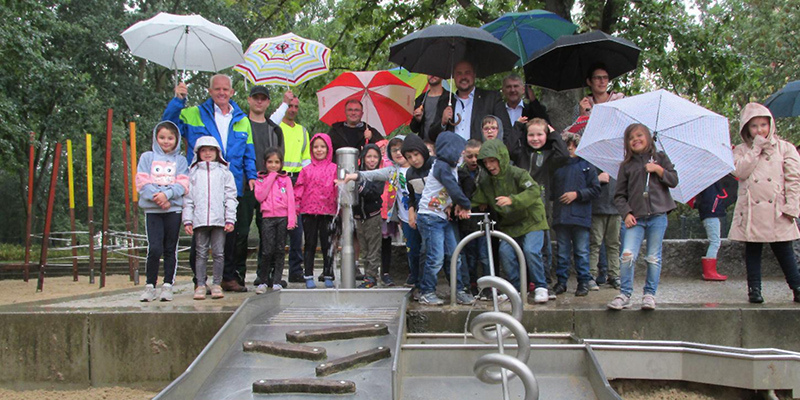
[481,10,577,67]
[764,80,800,118]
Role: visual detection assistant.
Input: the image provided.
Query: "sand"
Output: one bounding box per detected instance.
[0,387,158,400]
[0,275,141,306]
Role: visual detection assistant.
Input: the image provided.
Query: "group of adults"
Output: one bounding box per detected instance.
[161,58,619,292]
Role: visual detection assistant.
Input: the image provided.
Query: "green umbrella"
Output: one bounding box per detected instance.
[481,10,578,67]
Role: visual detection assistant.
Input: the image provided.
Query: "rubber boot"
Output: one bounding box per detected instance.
[748,286,764,303]
[701,257,727,281]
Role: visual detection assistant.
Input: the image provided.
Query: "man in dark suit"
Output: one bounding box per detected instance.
[410,75,453,141]
[430,60,511,145]
[502,73,550,151]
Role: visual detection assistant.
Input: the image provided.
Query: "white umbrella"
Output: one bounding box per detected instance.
[575,89,733,203]
[121,12,244,75]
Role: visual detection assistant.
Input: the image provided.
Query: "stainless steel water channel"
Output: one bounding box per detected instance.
[152,288,800,399]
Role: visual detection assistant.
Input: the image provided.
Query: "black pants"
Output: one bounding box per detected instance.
[259,217,288,286]
[145,212,182,286]
[745,241,800,289]
[303,214,334,278]
[287,174,304,278]
[232,189,262,279]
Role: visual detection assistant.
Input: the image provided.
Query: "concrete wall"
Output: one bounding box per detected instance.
[0,311,232,389]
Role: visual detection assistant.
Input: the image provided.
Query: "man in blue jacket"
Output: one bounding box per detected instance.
[163,74,256,292]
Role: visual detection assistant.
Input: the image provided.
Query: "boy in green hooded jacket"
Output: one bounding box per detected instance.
[471,139,551,303]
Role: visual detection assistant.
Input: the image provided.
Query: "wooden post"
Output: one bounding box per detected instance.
[122,137,133,282]
[37,142,63,292]
[24,132,35,283]
[86,133,95,284]
[67,140,78,281]
[100,109,112,288]
[130,122,140,283]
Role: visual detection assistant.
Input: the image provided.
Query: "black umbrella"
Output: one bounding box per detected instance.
[389,24,519,79]
[764,80,800,118]
[523,30,640,91]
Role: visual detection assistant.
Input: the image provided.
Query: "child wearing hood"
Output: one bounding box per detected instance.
[253,147,296,294]
[353,144,385,288]
[183,136,238,300]
[416,131,475,306]
[728,103,800,304]
[472,139,551,303]
[294,133,338,288]
[135,121,190,302]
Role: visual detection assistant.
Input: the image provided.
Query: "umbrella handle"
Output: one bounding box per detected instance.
[448,114,462,126]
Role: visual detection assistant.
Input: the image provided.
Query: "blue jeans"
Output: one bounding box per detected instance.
[554,225,592,285]
[417,213,466,294]
[462,231,490,284]
[542,229,553,284]
[702,217,721,258]
[619,213,668,297]
[401,221,422,288]
[499,230,546,291]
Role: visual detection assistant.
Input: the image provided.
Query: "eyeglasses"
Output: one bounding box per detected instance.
[591,75,610,82]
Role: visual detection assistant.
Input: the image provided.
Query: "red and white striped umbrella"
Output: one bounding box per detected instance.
[317,71,416,136]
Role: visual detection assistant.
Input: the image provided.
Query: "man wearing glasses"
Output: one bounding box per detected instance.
[578,63,625,118]
[328,99,384,159]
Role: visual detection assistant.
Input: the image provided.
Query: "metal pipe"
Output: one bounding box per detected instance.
[470,312,532,382]
[37,142,63,292]
[450,230,527,305]
[100,108,112,288]
[335,147,359,288]
[474,353,539,400]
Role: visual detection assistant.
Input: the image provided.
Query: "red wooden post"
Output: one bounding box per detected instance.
[37,142,63,292]
[99,109,113,288]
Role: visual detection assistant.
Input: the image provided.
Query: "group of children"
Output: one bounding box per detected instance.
[135,99,800,309]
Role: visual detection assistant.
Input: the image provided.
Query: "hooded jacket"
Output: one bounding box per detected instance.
[182,137,238,228]
[614,151,678,219]
[510,127,569,211]
[481,115,506,143]
[472,139,548,238]
[163,97,256,196]
[551,157,601,228]
[421,131,472,215]
[136,121,190,214]
[729,103,800,242]
[401,134,434,212]
[294,133,338,215]
[254,170,297,229]
[355,144,384,220]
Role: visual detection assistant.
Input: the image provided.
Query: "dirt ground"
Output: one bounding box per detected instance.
[612,379,784,399]
[0,274,140,306]
[0,387,158,400]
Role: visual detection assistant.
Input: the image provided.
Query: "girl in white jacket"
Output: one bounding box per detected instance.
[183,137,238,300]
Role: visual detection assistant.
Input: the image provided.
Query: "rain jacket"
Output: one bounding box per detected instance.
[163,97,256,196]
[482,115,506,142]
[418,131,471,220]
[355,144,384,220]
[472,139,548,238]
[729,103,800,242]
[254,170,297,230]
[401,134,434,212]
[356,137,406,221]
[510,127,569,212]
[294,133,338,216]
[551,157,601,228]
[614,151,678,219]
[694,178,734,220]
[591,169,618,216]
[135,121,190,214]
[182,137,238,228]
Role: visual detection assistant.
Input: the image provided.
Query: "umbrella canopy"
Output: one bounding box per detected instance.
[481,10,577,67]
[388,67,430,98]
[523,30,640,91]
[576,89,733,203]
[317,71,417,136]
[764,80,800,118]
[121,12,243,72]
[389,24,519,79]
[234,33,330,86]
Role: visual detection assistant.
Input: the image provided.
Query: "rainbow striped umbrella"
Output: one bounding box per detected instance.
[234,33,330,86]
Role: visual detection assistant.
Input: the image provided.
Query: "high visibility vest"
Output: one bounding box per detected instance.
[281,121,310,173]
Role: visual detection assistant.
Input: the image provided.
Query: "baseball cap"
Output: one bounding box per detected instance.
[249,85,271,99]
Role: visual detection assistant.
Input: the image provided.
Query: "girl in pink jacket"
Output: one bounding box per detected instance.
[294,133,338,288]
[254,148,297,295]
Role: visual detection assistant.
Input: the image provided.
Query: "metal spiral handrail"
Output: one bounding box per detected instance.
[449,213,538,400]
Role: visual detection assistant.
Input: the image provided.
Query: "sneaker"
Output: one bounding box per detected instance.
[608,277,621,290]
[607,294,632,310]
[533,288,549,303]
[496,293,509,303]
[220,280,247,293]
[288,274,305,283]
[211,285,224,299]
[324,277,334,288]
[255,284,268,295]
[553,282,567,295]
[358,277,377,288]
[575,282,589,297]
[419,292,444,306]
[748,287,764,304]
[193,285,206,300]
[305,277,317,289]
[411,288,421,301]
[587,280,600,291]
[641,294,656,310]
[477,288,492,301]
[279,280,288,288]
[404,275,416,288]
[381,273,395,287]
[160,283,173,302]
[140,284,157,302]
[595,274,607,285]
[456,290,476,305]
[548,290,557,300]
[272,284,282,291]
